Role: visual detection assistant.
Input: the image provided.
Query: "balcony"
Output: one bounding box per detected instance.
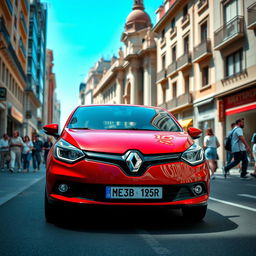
[160,37,166,48]
[177,52,192,71]
[167,61,178,77]
[21,0,29,15]
[214,16,244,50]
[197,0,208,14]
[193,39,212,63]
[0,17,11,45]
[0,19,26,82]
[20,12,28,34]
[248,2,256,30]
[181,13,190,29]
[5,0,13,15]
[156,69,167,83]
[166,93,193,110]
[19,39,26,57]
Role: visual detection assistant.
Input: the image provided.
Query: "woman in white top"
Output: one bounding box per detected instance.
[22,135,33,172]
[204,128,220,179]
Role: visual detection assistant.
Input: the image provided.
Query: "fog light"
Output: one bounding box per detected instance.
[58,184,69,193]
[193,184,203,195]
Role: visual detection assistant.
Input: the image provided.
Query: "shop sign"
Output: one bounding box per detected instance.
[0,87,7,101]
[218,100,225,122]
[11,106,23,123]
[224,87,256,109]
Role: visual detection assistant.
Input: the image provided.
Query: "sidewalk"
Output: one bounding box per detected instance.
[0,165,46,206]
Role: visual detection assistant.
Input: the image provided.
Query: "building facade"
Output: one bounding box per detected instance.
[154,0,256,161]
[25,0,47,136]
[0,0,29,136]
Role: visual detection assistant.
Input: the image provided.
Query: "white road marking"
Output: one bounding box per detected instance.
[137,229,170,256]
[209,197,256,212]
[0,177,43,206]
[238,194,256,199]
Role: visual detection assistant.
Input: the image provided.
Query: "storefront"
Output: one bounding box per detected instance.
[222,86,256,145]
[194,98,216,147]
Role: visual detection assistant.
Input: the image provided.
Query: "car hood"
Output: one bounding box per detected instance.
[61,128,193,155]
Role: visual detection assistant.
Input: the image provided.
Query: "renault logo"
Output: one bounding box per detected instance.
[125,150,143,173]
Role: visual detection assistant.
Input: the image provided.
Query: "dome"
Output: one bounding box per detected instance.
[125,1,152,33]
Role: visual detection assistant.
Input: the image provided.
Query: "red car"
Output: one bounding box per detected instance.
[44,105,210,223]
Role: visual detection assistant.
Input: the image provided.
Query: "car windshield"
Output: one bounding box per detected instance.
[68,105,182,132]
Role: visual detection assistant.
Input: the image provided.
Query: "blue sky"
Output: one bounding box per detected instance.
[46,0,161,128]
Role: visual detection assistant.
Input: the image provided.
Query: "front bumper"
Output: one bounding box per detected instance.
[46,156,210,206]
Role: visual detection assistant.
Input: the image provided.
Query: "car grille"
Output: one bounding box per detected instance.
[54,182,207,203]
[83,150,182,176]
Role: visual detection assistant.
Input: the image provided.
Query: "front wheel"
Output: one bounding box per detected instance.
[182,205,207,222]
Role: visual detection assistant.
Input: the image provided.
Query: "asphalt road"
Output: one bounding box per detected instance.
[0,171,256,256]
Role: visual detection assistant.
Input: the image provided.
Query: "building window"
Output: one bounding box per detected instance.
[225,49,243,77]
[172,45,176,62]
[224,0,239,23]
[162,54,166,69]
[183,4,188,17]
[184,35,189,54]
[161,29,165,40]
[200,21,208,42]
[172,82,177,98]
[202,66,209,87]
[171,18,176,30]
[14,16,17,29]
[185,76,190,93]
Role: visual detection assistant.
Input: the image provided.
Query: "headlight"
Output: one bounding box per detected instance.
[181,143,205,166]
[54,139,85,163]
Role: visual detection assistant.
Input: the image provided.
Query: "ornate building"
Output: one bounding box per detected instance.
[82,0,157,107]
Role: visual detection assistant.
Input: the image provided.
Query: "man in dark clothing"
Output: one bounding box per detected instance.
[32,135,43,172]
[43,137,53,164]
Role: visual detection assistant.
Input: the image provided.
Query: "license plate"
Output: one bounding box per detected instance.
[105,186,163,199]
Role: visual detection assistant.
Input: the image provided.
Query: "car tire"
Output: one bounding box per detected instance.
[182,205,207,222]
[44,191,58,223]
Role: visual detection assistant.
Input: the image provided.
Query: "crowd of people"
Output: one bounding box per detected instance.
[203,118,256,180]
[0,131,53,173]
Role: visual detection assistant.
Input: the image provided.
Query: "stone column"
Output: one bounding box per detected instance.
[116,71,124,104]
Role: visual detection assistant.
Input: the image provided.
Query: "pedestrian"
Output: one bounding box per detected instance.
[226,122,236,165]
[223,118,252,179]
[22,136,33,172]
[9,131,23,173]
[250,132,256,178]
[0,134,10,171]
[204,128,220,179]
[43,137,53,164]
[32,134,43,172]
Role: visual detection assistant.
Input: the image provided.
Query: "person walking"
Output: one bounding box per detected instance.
[0,134,10,171]
[43,137,53,164]
[9,131,23,173]
[204,128,220,179]
[22,136,33,172]
[250,132,256,178]
[226,123,236,165]
[223,118,252,179]
[32,134,43,172]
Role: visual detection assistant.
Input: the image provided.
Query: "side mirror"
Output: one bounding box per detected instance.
[43,124,59,139]
[188,127,202,139]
